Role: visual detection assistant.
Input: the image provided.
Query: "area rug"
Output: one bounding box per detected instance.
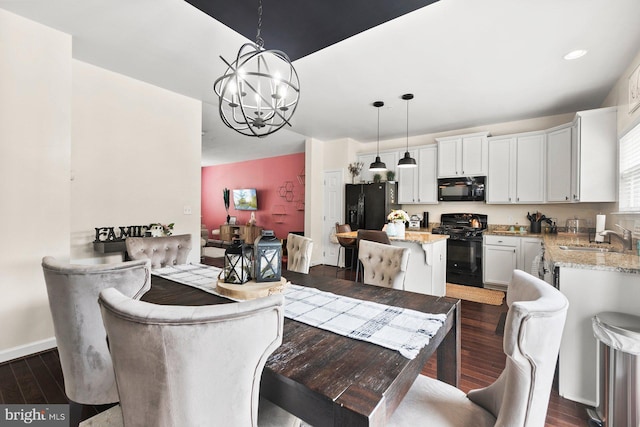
[445,283,505,306]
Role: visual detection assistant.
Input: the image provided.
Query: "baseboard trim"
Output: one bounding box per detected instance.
[0,337,57,364]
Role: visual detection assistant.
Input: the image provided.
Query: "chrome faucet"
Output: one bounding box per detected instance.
[599,224,634,251]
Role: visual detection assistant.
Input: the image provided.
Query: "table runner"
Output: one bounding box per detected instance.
[152,265,446,359]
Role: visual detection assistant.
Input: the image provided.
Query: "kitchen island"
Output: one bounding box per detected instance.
[336,230,449,296]
[543,233,640,406]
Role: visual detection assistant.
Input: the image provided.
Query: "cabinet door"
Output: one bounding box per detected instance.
[546,127,572,202]
[487,137,514,203]
[417,146,438,203]
[437,139,460,177]
[461,135,486,176]
[519,238,542,275]
[397,149,418,203]
[515,134,545,203]
[483,245,517,286]
[431,240,447,296]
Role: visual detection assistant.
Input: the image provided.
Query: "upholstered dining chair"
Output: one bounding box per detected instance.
[387,270,569,427]
[286,233,313,274]
[354,229,392,282]
[357,239,410,289]
[80,288,299,427]
[41,257,151,426]
[335,223,357,278]
[125,233,192,268]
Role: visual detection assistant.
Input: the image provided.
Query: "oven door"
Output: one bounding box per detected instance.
[446,239,483,287]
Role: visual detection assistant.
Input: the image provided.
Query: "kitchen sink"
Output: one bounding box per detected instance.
[558,245,616,253]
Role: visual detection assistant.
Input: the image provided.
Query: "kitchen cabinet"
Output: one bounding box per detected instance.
[483,235,542,290]
[357,151,398,183]
[546,125,573,202]
[397,145,438,204]
[394,238,447,296]
[436,132,489,178]
[486,131,545,204]
[546,107,617,203]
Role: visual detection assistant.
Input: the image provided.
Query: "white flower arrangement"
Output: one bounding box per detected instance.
[387,209,410,223]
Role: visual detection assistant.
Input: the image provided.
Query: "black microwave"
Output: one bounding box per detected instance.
[438,176,485,201]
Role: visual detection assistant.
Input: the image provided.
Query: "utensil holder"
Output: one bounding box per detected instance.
[530,221,541,233]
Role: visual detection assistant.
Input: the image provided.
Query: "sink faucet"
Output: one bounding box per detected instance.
[600,224,634,251]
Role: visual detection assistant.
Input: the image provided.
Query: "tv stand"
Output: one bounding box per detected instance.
[219,224,263,244]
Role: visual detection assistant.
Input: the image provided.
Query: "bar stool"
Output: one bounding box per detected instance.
[335,223,357,279]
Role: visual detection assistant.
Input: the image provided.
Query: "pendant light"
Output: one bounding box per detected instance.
[369,101,387,172]
[213,0,300,138]
[397,93,417,168]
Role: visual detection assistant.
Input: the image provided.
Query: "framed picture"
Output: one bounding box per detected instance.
[229,216,237,225]
[629,63,640,113]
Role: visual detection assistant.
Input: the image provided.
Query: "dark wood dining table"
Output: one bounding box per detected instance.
[143,270,460,427]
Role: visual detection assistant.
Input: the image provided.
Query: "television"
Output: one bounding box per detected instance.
[233,188,258,211]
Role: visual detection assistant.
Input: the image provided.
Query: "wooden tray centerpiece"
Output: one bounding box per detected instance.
[216,277,289,300]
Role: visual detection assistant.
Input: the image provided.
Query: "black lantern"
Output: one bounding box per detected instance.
[224,240,252,284]
[253,230,282,282]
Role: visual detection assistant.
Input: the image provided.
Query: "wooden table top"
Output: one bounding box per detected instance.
[144,271,460,427]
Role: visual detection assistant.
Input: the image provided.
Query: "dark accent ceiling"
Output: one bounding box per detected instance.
[185,0,439,61]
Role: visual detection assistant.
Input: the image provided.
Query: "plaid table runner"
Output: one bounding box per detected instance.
[152,265,446,359]
[283,284,446,359]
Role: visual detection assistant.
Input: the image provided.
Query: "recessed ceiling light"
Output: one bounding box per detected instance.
[564,49,588,60]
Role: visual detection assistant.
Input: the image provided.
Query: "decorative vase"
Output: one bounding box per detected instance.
[385,222,397,237]
[394,221,406,239]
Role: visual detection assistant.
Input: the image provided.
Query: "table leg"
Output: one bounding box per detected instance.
[437,299,461,387]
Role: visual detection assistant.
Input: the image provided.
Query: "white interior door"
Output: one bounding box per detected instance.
[323,170,343,266]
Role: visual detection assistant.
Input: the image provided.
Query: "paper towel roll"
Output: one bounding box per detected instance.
[595,214,606,242]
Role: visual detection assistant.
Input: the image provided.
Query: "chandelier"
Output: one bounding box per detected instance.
[213,0,300,137]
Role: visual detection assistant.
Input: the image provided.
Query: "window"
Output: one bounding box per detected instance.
[619,122,640,211]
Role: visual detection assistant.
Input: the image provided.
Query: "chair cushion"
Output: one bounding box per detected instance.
[387,375,495,427]
[357,239,410,289]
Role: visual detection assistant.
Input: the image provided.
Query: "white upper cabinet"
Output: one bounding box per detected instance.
[398,145,438,204]
[487,132,545,204]
[436,132,489,178]
[545,107,617,203]
[546,125,573,202]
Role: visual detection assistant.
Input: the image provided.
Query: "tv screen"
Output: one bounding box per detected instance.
[233,188,258,211]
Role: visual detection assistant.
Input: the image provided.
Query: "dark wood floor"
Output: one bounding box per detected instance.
[0,260,590,426]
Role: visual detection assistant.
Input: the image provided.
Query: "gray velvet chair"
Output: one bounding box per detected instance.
[286,233,313,274]
[125,234,192,268]
[357,239,410,289]
[387,270,569,427]
[41,257,151,423]
[81,288,299,427]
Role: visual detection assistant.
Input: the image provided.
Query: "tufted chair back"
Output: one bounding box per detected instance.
[126,234,192,268]
[286,233,313,274]
[41,257,151,405]
[98,288,287,427]
[357,239,410,289]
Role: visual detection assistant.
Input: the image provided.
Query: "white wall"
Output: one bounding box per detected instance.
[71,61,202,264]
[0,9,71,356]
[0,11,202,361]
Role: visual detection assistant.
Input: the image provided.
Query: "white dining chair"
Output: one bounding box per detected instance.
[387,270,569,427]
[286,233,313,274]
[80,288,299,427]
[41,257,151,426]
[357,239,410,289]
[125,234,192,268]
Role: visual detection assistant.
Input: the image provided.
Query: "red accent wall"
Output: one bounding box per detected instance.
[201,152,305,240]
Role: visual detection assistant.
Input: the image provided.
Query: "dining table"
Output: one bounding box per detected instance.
[143,269,461,427]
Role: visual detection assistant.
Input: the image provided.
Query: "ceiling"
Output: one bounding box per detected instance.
[2,0,640,166]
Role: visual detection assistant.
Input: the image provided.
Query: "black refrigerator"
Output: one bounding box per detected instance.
[345,182,400,231]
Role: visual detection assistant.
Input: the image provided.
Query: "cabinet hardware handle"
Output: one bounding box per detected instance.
[565,196,569,200]
[517,197,520,201]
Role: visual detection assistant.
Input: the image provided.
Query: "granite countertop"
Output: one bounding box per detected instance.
[484,230,543,237]
[543,233,640,274]
[391,231,448,244]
